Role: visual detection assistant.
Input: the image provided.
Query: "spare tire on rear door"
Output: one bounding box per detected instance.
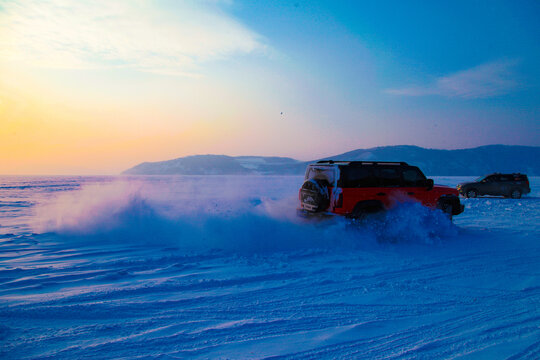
[300,179,330,213]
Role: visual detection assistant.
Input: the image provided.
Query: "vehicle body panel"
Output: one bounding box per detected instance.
[299,161,463,217]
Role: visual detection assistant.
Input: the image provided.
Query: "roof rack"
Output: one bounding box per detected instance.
[315,160,408,166]
[315,160,344,164]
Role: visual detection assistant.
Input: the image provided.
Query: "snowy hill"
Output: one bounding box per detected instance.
[123,154,302,175]
[326,145,540,175]
[123,145,540,175]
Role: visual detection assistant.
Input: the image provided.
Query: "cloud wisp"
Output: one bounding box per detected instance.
[386,60,520,99]
[0,0,266,76]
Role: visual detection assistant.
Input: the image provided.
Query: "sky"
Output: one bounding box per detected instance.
[1,0,539,174]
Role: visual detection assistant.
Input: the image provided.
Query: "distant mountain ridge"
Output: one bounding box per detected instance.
[123,155,302,175]
[123,145,540,176]
[324,145,540,175]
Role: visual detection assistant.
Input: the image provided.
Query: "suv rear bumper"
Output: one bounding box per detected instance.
[296,208,336,220]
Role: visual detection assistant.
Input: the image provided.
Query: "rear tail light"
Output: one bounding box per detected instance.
[336,193,343,208]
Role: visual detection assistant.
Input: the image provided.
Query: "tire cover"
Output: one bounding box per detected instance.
[300,179,329,212]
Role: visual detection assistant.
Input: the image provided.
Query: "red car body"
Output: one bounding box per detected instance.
[298,161,463,218]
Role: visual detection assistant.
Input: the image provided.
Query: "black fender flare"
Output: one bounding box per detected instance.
[437,195,463,215]
[348,200,385,219]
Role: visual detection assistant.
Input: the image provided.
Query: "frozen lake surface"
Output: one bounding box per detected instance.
[1,175,539,359]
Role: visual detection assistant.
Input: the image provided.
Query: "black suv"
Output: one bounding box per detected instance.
[457,173,530,199]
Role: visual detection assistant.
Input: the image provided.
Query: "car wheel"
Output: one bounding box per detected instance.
[437,201,453,221]
[510,189,521,199]
[466,189,478,198]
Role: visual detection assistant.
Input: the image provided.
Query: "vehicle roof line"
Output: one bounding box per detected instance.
[314,160,409,166]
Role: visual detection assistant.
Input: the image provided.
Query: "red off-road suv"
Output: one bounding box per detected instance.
[298,161,464,219]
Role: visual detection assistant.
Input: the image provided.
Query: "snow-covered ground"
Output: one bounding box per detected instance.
[0,175,539,359]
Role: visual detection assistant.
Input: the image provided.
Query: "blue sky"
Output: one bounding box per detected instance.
[228,0,540,148]
[1,0,539,173]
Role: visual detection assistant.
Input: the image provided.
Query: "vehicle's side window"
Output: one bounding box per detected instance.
[305,167,335,185]
[402,167,426,187]
[375,168,401,187]
[485,176,496,182]
[341,167,375,187]
[499,175,512,182]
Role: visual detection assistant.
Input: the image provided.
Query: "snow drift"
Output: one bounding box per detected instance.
[2,175,539,359]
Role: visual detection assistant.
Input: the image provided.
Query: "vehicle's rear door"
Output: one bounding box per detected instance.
[338,166,380,213]
[371,166,404,208]
[515,174,530,193]
[497,175,512,195]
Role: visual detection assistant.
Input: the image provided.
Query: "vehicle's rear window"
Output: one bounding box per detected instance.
[375,167,401,187]
[340,167,376,187]
[305,166,336,185]
[339,165,429,188]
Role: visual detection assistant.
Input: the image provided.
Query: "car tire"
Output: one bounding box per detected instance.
[300,179,330,212]
[440,202,453,220]
[466,189,478,198]
[510,189,521,199]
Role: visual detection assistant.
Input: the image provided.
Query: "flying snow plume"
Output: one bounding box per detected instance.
[34,177,456,253]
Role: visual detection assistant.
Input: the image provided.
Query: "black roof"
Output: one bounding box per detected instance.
[485,172,527,176]
[314,160,409,166]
